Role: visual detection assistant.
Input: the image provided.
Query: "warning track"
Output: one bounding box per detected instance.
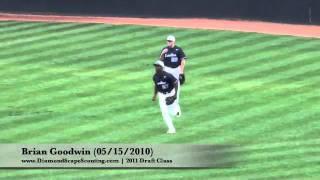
[0,12,320,38]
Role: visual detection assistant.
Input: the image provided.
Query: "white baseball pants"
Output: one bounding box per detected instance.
[158,89,181,131]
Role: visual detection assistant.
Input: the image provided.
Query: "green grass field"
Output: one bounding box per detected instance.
[0,21,319,179]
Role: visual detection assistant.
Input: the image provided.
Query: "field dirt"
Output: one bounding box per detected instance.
[0,12,320,38]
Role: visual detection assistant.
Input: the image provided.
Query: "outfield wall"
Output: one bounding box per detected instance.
[0,0,319,25]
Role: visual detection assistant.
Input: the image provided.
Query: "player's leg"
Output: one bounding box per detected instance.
[175,100,181,117]
[174,67,181,109]
[158,93,176,133]
[167,90,181,118]
[168,100,181,118]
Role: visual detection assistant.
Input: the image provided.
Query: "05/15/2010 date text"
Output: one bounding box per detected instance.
[93,147,154,157]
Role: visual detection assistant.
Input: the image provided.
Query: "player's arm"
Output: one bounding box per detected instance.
[160,48,168,61]
[179,48,187,74]
[152,85,158,101]
[180,58,186,74]
[179,48,187,85]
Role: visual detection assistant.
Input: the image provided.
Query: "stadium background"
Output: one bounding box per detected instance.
[0,0,319,179]
[0,0,320,24]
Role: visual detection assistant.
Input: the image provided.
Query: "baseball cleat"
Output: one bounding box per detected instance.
[167,129,176,134]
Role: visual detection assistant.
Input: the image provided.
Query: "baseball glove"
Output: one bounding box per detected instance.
[179,74,185,85]
[165,96,176,105]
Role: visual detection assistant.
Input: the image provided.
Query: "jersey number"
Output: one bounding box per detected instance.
[161,84,169,89]
[171,57,178,63]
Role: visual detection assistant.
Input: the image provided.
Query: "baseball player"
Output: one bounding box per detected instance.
[152,60,181,134]
[159,35,187,103]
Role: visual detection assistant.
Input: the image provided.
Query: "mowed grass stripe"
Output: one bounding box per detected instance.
[0,25,122,66]
[257,166,320,180]
[158,79,320,143]
[191,40,320,77]
[0,22,74,43]
[0,73,152,129]
[82,75,320,143]
[87,55,320,143]
[0,68,149,113]
[0,23,96,51]
[12,24,135,64]
[187,37,302,72]
[272,113,320,141]
[6,87,166,142]
[183,76,319,122]
[1,159,319,180]
[0,24,110,71]
[0,22,46,34]
[0,25,152,75]
[28,49,320,142]
[225,104,320,143]
[238,144,320,166]
[0,25,143,81]
[0,25,158,131]
[0,27,175,107]
[52,28,214,68]
[0,26,144,80]
[68,29,225,69]
[184,33,296,62]
[292,120,320,139]
[0,84,155,140]
[28,31,251,77]
[242,138,320,150]
[189,52,320,96]
[232,52,320,82]
[206,83,318,138]
[57,29,218,65]
[183,61,320,119]
[114,91,319,144]
[0,24,116,66]
[0,28,212,107]
[186,35,293,67]
[0,23,107,51]
[244,145,320,162]
[176,98,318,144]
[0,21,24,27]
[0,27,139,88]
[59,32,252,75]
[0,72,151,128]
[0,25,109,63]
[0,59,218,139]
[29,29,245,69]
[181,75,316,107]
[196,102,319,145]
[182,75,320,134]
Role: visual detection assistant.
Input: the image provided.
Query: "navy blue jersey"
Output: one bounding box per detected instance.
[153,71,177,93]
[161,46,187,68]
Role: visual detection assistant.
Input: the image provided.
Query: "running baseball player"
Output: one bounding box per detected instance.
[159,35,187,103]
[152,60,181,134]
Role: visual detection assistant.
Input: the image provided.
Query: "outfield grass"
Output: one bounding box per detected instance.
[0,21,319,179]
